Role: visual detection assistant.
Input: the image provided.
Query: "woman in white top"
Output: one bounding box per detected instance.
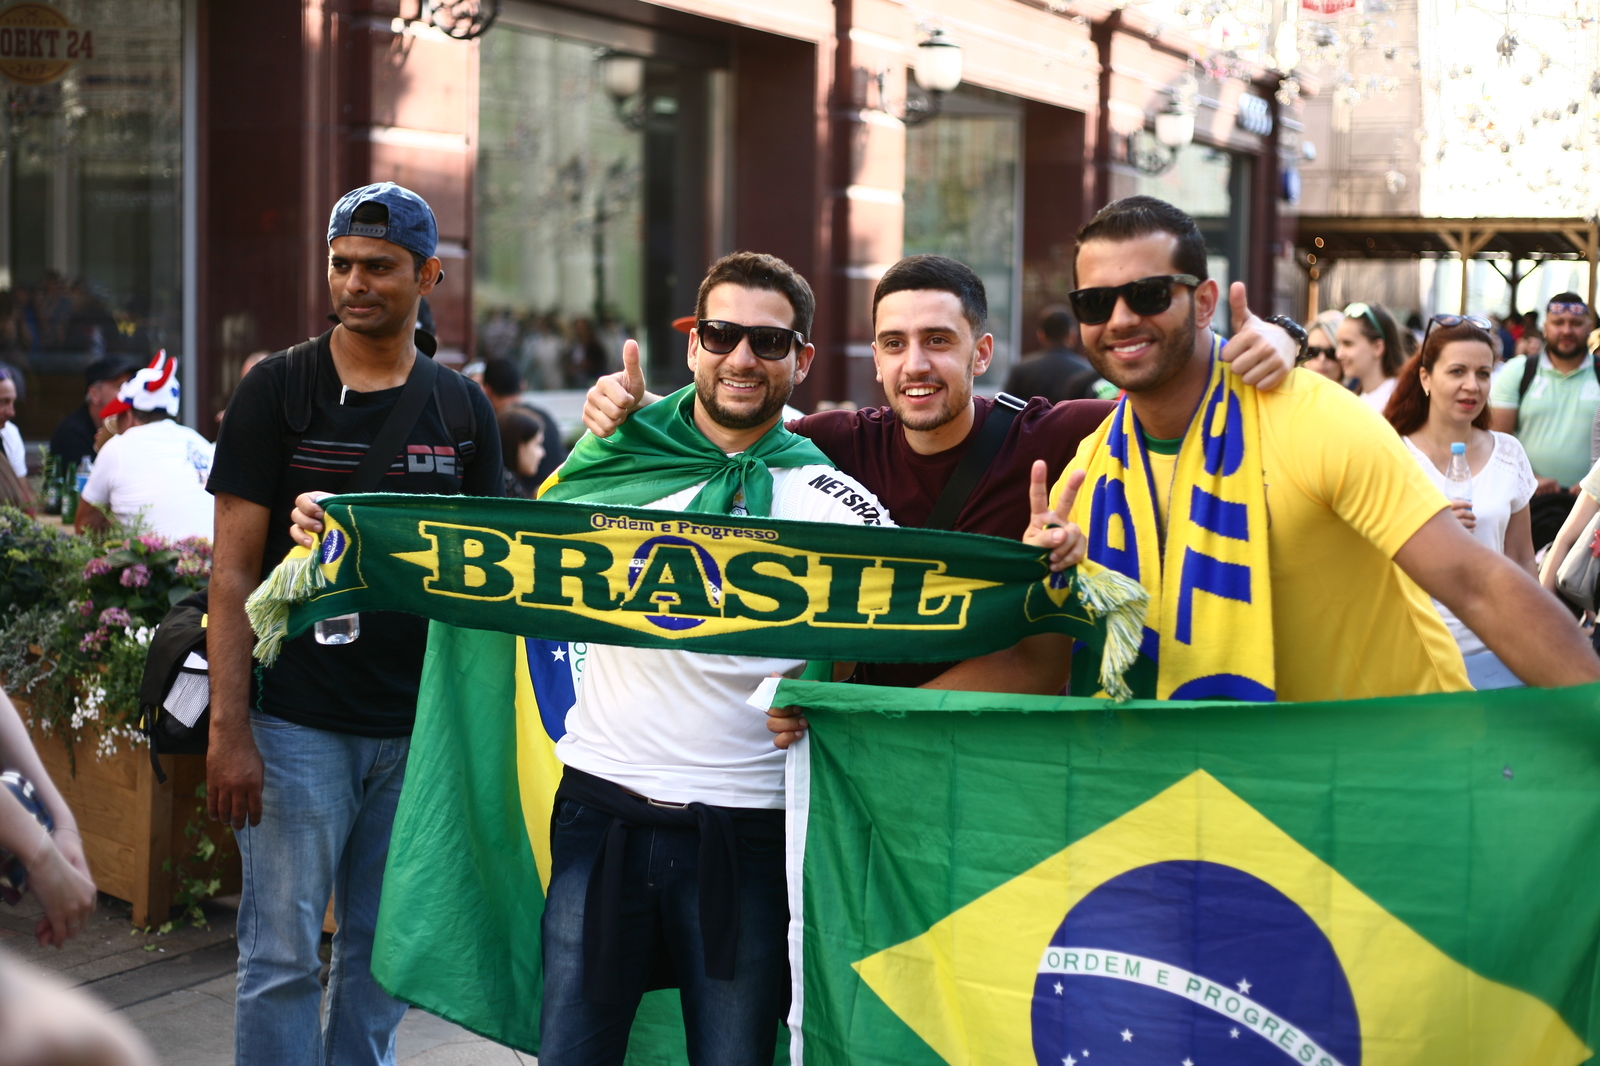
[1339,301,1405,412]
[1387,314,1537,689]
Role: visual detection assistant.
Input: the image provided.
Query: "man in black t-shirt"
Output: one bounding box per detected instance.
[48,354,138,470]
[206,183,501,1066]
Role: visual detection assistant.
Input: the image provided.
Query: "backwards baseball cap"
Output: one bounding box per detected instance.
[327,182,438,262]
[99,350,179,420]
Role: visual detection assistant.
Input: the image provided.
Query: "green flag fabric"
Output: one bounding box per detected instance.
[768,678,1600,1065]
[245,494,1147,699]
[539,384,832,515]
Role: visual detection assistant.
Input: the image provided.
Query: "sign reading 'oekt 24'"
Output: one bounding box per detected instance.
[293,494,1116,665]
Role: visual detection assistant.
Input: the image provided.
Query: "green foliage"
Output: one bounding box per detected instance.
[155,784,230,930]
[0,511,211,760]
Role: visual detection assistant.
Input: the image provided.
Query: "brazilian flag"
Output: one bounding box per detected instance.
[775,679,1600,1065]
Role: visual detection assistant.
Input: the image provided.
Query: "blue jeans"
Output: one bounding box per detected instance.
[539,795,790,1065]
[234,710,412,1066]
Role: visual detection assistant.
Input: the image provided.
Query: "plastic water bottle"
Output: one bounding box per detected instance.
[1444,441,1473,505]
[314,613,361,645]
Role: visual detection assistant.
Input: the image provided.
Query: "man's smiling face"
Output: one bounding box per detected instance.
[1074,232,1217,395]
[872,289,993,432]
[688,283,810,431]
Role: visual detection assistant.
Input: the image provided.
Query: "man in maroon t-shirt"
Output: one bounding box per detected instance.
[582,254,1297,686]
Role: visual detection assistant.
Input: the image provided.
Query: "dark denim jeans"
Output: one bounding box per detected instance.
[539,795,789,1066]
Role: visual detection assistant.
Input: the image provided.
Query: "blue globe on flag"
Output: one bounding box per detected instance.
[1031,860,1361,1066]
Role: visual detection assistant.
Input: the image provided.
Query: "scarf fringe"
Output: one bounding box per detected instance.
[244,542,327,666]
[1075,566,1149,703]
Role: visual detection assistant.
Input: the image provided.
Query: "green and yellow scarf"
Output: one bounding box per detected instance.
[538,384,828,516]
[1060,337,1275,701]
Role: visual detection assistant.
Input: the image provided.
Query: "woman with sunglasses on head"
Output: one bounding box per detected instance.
[1300,309,1346,382]
[1386,315,1537,689]
[1338,301,1406,411]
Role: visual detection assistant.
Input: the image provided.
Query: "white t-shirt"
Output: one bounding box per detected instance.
[555,464,895,809]
[1,422,23,477]
[1358,376,1397,413]
[80,419,215,541]
[1403,431,1536,657]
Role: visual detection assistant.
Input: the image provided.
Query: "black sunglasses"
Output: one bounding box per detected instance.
[1303,345,1337,361]
[1422,313,1493,345]
[1067,275,1201,325]
[695,320,805,361]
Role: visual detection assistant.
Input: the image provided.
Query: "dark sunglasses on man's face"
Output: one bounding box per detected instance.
[696,320,804,361]
[1067,274,1201,326]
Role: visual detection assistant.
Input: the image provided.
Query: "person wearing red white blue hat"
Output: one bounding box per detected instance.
[76,350,215,540]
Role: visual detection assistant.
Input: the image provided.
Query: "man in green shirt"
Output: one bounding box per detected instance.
[1489,292,1598,547]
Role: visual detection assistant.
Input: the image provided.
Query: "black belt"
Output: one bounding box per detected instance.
[554,766,784,1003]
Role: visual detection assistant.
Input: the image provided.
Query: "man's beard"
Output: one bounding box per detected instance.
[695,373,792,430]
[1548,335,1586,361]
[1085,316,1199,394]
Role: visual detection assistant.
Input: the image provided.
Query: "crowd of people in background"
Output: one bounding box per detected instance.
[474,307,628,390]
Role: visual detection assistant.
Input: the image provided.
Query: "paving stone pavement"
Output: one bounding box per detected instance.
[4,892,536,1064]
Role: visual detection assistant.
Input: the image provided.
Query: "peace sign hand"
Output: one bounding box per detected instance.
[1023,462,1087,573]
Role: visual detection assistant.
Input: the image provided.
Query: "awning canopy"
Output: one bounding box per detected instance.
[1293,215,1599,313]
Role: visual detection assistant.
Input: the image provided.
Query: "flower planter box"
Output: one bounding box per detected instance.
[22,706,239,927]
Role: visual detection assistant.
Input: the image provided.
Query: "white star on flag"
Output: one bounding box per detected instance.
[1053,981,1063,994]
[1183,1059,1194,1066]
[1062,1057,1076,1066]
[552,647,567,662]
[1230,1028,1240,1038]
[1121,1029,1133,1042]
[1236,977,1251,994]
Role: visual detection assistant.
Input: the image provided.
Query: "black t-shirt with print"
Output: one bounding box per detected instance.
[208,331,504,736]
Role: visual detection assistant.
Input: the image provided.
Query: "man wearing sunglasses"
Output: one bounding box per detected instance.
[941,195,1600,701]
[585,253,1299,693]
[1489,293,1599,550]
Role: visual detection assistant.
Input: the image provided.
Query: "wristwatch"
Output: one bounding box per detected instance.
[1265,315,1309,361]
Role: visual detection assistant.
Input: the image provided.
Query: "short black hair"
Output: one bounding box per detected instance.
[1075,195,1209,281]
[696,252,815,340]
[350,201,426,278]
[481,357,522,399]
[872,255,987,335]
[129,408,172,425]
[1038,304,1075,343]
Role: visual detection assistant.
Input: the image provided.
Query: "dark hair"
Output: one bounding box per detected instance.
[350,201,426,278]
[498,406,544,474]
[130,407,173,425]
[1075,196,1209,281]
[695,252,815,340]
[872,255,988,335]
[1384,321,1496,435]
[481,357,522,399]
[1550,292,1585,308]
[1038,304,1075,344]
[1346,301,1406,378]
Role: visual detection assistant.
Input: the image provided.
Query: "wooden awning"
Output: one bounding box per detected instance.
[1293,216,1599,313]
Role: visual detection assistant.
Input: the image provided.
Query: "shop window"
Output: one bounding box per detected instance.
[475,26,713,394]
[0,0,183,440]
[1132,144,1251,332]
[903,85,1022,384]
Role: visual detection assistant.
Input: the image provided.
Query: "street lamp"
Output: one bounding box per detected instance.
[597,50,646,131]
[1129,84,1197,176]
[896,28,964,126]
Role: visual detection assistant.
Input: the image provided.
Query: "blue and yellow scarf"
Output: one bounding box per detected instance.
[1057,337,1274,701]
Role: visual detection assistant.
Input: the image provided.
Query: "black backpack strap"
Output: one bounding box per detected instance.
[1516,353,1540,403]
[924,393,1027,531]
[344,353,441,493]
[432,365,478,467]
[281,337,322,435]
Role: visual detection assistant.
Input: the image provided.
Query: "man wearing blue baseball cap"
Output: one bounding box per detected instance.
[206,183,502,1066]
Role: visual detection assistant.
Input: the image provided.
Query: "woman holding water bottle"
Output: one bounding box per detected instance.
[1386,315,1537,689]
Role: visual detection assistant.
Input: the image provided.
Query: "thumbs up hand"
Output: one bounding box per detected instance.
[582,339,659,437]
[1218,281,1295,391]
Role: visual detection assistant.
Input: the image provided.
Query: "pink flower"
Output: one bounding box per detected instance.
[175,552,209,578]
[82,556,112,579]
[78,628,106,653]
[120,564,151,588]
[77,599,94,618]
[137,533,171,552]
[98,607,132,627]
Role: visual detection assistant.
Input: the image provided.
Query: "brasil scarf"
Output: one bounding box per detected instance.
[244,495,1148,699]
[1062,336,1274,701]
[538,383,829,516]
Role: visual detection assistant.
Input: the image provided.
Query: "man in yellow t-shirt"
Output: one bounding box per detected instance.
[934,195,1599,701]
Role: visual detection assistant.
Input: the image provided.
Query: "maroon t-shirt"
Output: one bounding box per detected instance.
[788,395,1115,687]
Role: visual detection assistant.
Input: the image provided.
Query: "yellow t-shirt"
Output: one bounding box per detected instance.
[1062,369,1470,701]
